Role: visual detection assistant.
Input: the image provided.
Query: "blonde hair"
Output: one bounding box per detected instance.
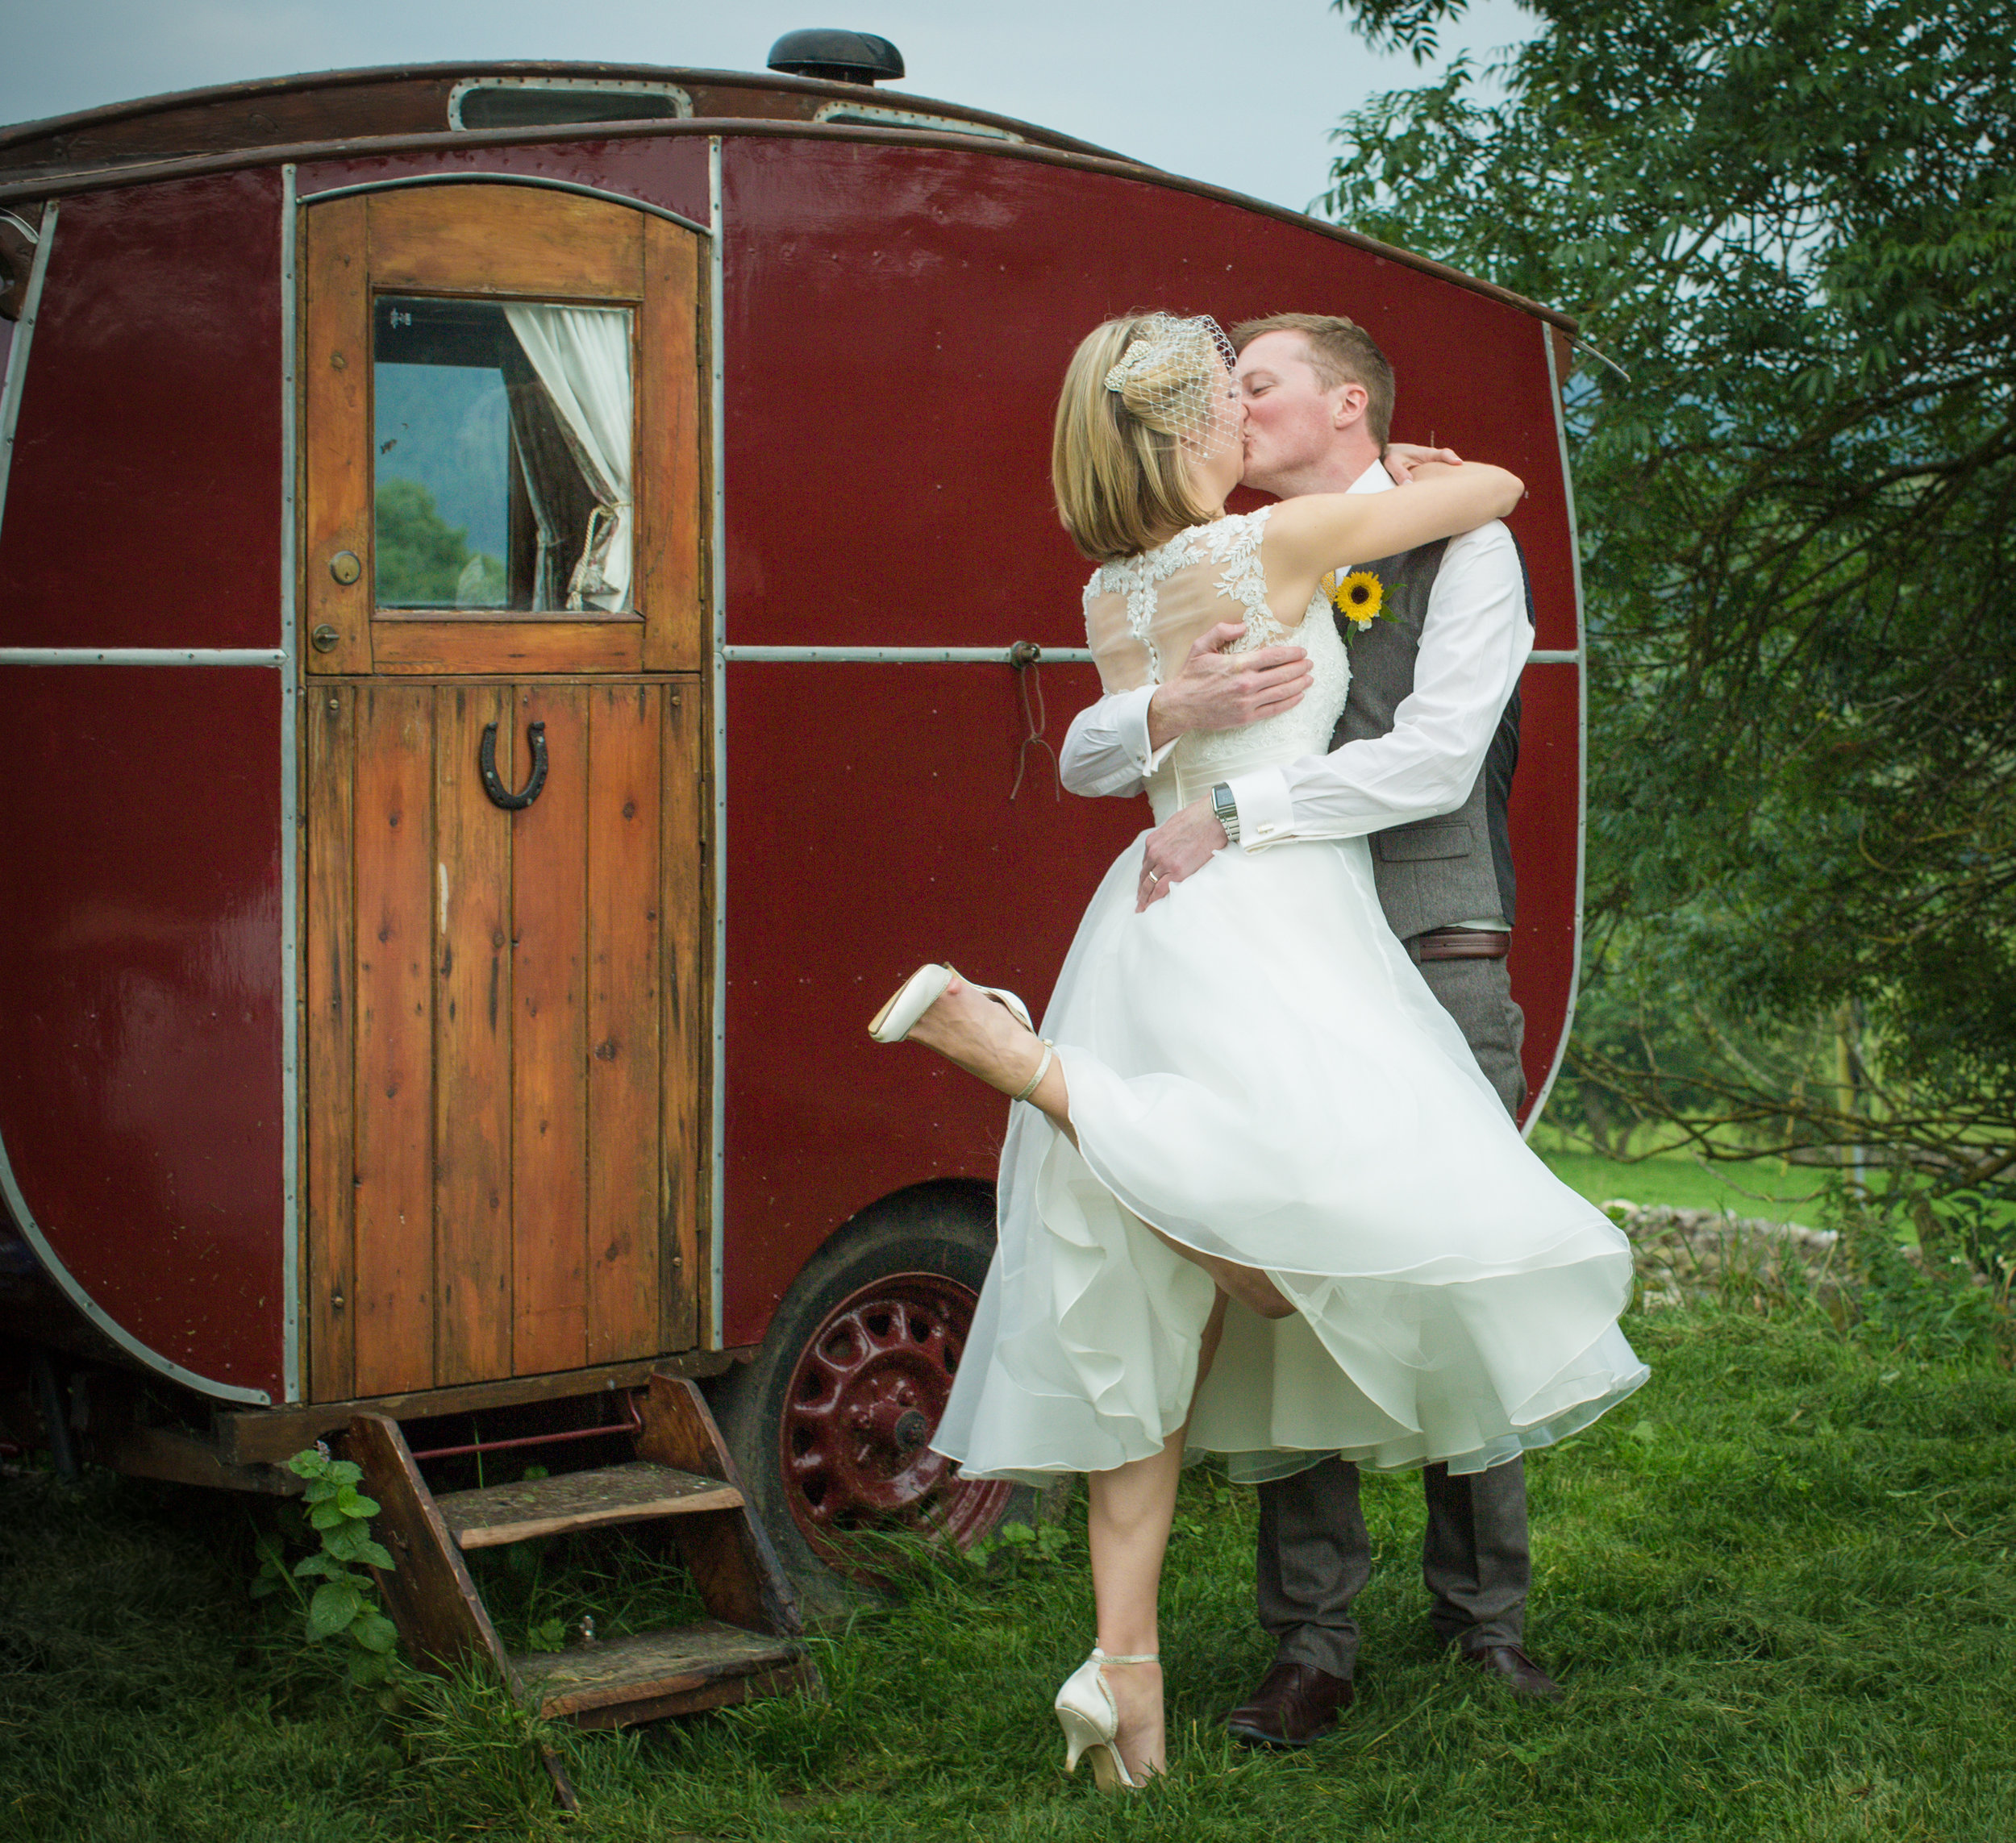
[1231,312,1395,447]
[1052,314,1221,563]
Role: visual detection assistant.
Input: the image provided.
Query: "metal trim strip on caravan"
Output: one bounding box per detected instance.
[0,648,286,665]
[722,646,1094,664]
[278,163,302,1402]
[0,201,56,542]
[708,136,728,1348]
[1519,320,1589,1138]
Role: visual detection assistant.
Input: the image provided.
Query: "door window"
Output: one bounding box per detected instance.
[373,294,635,614]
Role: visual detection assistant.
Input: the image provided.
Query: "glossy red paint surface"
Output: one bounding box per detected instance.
[0,668,285,1396]
[0,172,282,649]
[720,656,1135,1338]
[1506,659,1582,1109]
[294,135,710,226]
[716,137,1584,1342]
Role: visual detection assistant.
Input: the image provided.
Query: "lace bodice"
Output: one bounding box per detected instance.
[1083,507,1351,816]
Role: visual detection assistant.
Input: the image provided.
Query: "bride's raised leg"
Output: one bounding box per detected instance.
[873,969,1295,1317]
[873,969,1076,1133]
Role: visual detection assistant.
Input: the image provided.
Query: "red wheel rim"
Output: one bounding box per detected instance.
[777,1270,1013,1569]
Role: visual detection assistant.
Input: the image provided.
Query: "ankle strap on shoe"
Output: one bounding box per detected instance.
[1012,1040,1055,1105]
[1090,1647,1158,1665]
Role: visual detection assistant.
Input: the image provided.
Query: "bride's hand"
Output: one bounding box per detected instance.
[1383,441,1464,485]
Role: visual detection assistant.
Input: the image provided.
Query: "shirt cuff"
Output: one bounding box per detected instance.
[1225,766,1294,850]
[1114,684,1177,775]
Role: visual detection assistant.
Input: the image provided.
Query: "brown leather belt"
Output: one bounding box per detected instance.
[1415,928,1512,962]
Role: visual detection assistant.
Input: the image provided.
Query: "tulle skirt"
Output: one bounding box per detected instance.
[931,830,1647,1486]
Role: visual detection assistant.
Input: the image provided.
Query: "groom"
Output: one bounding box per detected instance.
[1057,312,1556,1745]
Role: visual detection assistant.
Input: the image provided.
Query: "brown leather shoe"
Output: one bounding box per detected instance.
[1461,1643,1563,1699]
[1225,1660,1354,1749]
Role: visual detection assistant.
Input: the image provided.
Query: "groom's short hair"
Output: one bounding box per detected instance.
[1231,313,1394,447]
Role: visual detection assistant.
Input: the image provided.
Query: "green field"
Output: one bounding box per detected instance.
[5,1304,2014,1841]
[1533,1138,1834,1220]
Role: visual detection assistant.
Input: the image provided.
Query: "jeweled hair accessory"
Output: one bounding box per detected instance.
[1103,313,1239,457]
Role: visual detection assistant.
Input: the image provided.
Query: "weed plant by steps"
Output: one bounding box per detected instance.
[3,1308,2014,1842]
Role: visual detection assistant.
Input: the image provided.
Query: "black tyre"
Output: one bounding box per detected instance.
[707,1180,1032,1618]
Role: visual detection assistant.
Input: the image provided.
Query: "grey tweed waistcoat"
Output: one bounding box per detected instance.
[1331,538,1525,942]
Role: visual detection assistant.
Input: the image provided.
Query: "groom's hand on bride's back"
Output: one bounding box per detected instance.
[1146,622,1311,751]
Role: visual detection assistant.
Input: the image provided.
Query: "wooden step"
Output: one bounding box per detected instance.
[509,1620,814,1729]
[434,1460,743,1550]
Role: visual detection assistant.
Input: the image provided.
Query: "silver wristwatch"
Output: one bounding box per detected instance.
[1211,781,1241,845]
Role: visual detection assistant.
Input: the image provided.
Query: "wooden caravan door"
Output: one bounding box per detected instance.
[300,184,708,1401]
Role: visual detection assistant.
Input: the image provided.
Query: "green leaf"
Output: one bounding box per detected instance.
[334,1485,379,1518]
[527,1617,567,1654]
[352,1612,399,1654]
[321,1521,376,1562]
[308,1579,364,1640]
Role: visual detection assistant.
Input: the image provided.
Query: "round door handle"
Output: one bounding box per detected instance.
[310,624,340,653]
[328,551,362,585]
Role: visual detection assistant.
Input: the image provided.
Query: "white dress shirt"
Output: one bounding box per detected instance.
[1058,460,1532,860]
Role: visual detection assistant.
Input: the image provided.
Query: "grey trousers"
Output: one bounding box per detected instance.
[1254,950,1530,1679]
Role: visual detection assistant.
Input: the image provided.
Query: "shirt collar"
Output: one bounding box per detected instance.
[1346,457,1393,496]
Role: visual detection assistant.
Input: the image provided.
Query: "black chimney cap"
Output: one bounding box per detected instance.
[767,29,905,85]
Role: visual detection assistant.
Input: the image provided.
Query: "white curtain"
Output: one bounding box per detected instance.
[502,304,633,612]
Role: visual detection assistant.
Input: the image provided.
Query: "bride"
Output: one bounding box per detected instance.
[869,313,1645,1789]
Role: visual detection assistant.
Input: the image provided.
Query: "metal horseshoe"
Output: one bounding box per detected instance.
[479,719,548,811]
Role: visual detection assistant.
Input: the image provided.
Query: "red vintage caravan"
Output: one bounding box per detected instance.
[0,41,1587,1701]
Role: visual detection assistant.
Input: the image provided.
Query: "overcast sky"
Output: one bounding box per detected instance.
[0,0,1535,214]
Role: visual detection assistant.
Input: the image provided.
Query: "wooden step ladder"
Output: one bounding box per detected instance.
[347,1371,818,1729]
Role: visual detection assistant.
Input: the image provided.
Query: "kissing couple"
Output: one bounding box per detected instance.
[870,310,1647,1786]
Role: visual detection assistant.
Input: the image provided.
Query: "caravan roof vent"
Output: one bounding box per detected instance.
[767,30,905,85]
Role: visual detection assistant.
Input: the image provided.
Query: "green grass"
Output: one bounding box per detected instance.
[5,1308,2015,1841]
[1534,1139,1832,1219]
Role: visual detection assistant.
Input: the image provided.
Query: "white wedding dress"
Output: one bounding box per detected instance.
[933,507,1647,1486]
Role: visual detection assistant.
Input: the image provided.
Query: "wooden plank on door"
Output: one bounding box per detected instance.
[368,185,644,299]
[585,684,662,1362]
[510,685,590,1375]
[352,685,435,1394]
[433,684,514,1384]
[301,196,374,675]
[371,619,643,676]
[639,218,704,674]
[660,679,706,1350]
[306,685,357,1400]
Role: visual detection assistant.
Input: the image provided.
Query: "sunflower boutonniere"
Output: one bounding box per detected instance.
[1321,569,1385,634]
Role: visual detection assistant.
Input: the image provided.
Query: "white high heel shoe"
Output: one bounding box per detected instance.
[1054,1648,1158,1791]
[867,964,1055,1103]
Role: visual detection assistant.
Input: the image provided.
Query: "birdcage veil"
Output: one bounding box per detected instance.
[1102,313,1239,458]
